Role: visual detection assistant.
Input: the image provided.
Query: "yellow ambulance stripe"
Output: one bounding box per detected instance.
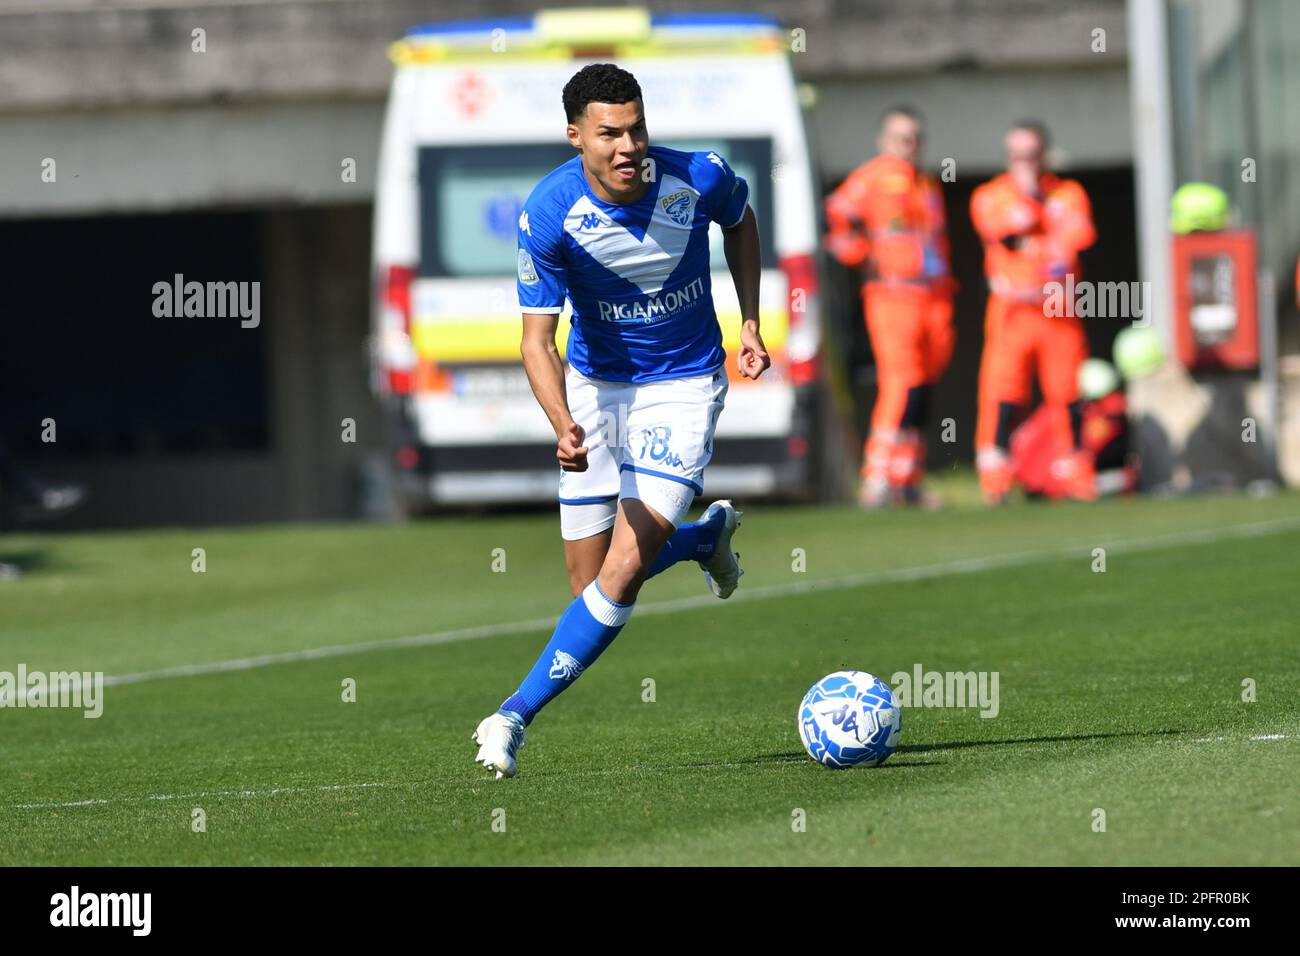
[389,37,782,67]
[410,309,787,363]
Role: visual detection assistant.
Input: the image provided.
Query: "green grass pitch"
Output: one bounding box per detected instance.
[2,485,1298,865]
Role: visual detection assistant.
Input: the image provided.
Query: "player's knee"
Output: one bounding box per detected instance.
[603,541,646,583]
[565,548,604,597]
[597,541,653,603]
[567,569,594,598]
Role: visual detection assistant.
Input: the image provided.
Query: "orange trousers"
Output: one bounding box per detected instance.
[862,283,954,490]
[865,283,954,434]
[975,294,1087,452]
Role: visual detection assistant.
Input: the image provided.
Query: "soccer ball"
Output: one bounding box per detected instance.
[798,671,902,768]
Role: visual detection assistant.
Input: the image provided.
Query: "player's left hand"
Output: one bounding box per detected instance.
[738,319,770,380]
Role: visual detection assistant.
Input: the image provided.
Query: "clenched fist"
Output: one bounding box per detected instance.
[556,420,589,472]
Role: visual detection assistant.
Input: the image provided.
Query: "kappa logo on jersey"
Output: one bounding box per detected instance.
[549,650,585,681]
[578,212,606,231]
[518,249,539,285]
[563,175,698,295]
[706,151,726,171]
[518,210,530,235]
[660,189,693,226]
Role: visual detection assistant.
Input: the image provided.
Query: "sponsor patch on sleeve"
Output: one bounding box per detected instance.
[518,249,539,285]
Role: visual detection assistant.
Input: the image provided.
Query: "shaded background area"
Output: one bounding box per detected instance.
[0,205,379,528]
[0,212,269,458]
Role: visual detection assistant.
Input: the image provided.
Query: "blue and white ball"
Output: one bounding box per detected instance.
[799,671,902,768]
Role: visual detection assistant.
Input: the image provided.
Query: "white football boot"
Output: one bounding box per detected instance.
[472,712,526,779]
[699,499,744,600]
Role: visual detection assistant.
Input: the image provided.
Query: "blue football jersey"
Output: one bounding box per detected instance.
[517,145,749,383]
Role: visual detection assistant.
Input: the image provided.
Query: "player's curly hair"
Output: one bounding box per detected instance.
[562,63,643,123]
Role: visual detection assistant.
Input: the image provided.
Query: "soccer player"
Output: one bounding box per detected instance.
[823,106,954,508]
[471,64,770,778]
[970,120,1097,505]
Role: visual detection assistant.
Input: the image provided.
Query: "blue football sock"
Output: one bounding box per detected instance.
[645,510,723,580]
[500,581,635,725]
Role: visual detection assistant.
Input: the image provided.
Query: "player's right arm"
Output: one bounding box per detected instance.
[518,195,586,471]
[520,312,586,471]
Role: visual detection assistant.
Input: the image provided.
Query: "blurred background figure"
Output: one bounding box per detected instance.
[0,440,86,522]
[1009,357,1139,500]
[971,120,1097,505]
[824,106,954,508]
[0,438,87,579]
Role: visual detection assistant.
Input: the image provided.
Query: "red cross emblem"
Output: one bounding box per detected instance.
[451,71,491,118]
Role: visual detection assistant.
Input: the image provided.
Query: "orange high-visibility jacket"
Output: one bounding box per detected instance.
[970,172,1096,301]
[824,154,951,285]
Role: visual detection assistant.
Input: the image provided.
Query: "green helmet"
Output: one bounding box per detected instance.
[1170,182,1230,234]
[1113,325,1165,379]
[1078,358,1121,399]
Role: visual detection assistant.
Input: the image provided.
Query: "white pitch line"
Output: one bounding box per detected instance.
[15,782,391,811]
[52,512,1300,692]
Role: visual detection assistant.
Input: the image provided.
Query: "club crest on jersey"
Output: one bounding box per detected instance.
[549,650,585,681]
[518,249,539,285]
[660,190,693,226]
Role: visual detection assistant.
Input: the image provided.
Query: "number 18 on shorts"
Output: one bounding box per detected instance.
[559,368,728,540]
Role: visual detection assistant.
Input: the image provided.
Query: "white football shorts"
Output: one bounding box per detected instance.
[559,366,728,540]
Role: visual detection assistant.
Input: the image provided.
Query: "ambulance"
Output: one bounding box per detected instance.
[372,7,826,509]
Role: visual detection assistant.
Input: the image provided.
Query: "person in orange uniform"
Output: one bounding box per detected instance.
[824,106,955,507]
[970,120,1097,504]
